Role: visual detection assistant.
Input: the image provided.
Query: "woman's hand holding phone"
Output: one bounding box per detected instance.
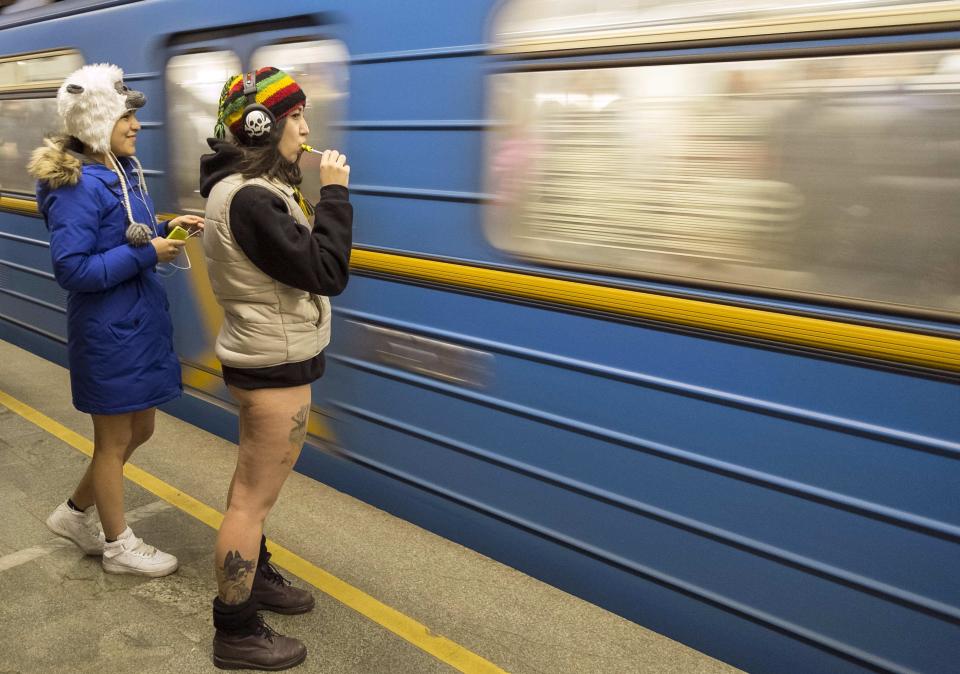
[168,214,205,235]
[151,237,186,263]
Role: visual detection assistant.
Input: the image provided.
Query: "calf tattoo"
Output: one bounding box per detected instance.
[217,550,256,603]
[289,405,309,446]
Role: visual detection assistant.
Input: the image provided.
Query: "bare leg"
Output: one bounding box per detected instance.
[124,408,156,462]
[89,413,134,539]
[69,463,97,511]
[88,409,157,539]
[71,408,155,510]
[215,385,310,603]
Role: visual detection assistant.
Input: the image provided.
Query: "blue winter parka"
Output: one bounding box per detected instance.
[33,142,182,414]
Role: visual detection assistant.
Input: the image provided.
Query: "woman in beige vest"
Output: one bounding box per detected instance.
[199,67,352,671]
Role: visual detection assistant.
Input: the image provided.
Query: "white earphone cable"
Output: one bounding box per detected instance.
[123,155,193,274]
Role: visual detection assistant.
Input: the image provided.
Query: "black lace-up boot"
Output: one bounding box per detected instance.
[252,537,316,615]
[212,599,306,670]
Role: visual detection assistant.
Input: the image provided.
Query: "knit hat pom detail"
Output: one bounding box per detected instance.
[125,222,153,246]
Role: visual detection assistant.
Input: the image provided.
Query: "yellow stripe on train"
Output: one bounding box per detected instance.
[349,249,960,374]
[4,198,958,373]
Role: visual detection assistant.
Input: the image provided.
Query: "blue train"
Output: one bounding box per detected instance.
[1,1,959,672]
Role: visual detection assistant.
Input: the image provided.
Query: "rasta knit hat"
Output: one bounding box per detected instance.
[214,66,306,144]
[57,63,146,155]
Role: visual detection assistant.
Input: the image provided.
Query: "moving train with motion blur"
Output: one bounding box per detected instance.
[1,1,959,671]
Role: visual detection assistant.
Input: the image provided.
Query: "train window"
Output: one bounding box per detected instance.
[0,50,82,196]
[165,50,243,214]
[484,50,960,316]
[493,0,956,52]
[0,50,83,92]
[0,0,58,15]
[251,40,348,204]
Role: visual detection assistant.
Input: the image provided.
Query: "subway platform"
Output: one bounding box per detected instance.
[0,339,742,674]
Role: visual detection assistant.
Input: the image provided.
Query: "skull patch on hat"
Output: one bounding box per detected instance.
[244,109,273,138]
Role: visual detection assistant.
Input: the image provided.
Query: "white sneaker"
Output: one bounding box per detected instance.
[45,501,105,555]
[102,527,178,577]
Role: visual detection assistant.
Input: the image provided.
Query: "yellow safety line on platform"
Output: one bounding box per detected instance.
[0,388,509,674]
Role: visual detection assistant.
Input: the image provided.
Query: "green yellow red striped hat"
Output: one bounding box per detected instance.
[214,66,306,142]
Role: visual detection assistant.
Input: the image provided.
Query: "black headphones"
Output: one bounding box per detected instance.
[237,71,275,145]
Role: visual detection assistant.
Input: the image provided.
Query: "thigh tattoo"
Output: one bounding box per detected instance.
[289,404,309,446]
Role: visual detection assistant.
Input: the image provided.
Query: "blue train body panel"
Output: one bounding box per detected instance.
[1,1,958,672]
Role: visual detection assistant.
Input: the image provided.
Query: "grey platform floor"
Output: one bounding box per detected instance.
[0,339,742,674]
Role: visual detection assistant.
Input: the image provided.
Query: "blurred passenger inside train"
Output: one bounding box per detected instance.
[199,66,353,670]
[27,63,203,577]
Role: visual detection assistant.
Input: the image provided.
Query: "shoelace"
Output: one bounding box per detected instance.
[82,513,101,537]
[260,561,291,587]
[128,536,157,557]
[74,510,103,542]
[253,615,280,643]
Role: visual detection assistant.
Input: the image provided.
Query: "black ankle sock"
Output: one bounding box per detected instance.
[213,596,259,634]
[66,498,84,513]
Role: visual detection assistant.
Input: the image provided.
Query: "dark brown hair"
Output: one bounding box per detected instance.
[233,118,302,185]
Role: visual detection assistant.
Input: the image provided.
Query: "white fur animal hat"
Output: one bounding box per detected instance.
[57,63,145,154]
[56,63,154,246]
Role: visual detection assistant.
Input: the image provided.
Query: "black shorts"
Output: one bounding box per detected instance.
[221,352,325,390]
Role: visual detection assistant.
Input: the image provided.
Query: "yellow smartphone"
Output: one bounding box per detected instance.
[167,225,190,240]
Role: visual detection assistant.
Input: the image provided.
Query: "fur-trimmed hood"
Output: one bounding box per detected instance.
[27,137,86,190]
[31,136,156,247]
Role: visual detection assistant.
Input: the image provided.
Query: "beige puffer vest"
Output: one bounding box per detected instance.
[203,174,331,368]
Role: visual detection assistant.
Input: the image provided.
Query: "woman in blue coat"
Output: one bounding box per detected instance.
[28,63,203,577]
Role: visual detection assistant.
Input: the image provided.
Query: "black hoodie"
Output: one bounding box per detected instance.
[199,138,352,297]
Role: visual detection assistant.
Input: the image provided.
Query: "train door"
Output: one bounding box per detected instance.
[161,17,349,444]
